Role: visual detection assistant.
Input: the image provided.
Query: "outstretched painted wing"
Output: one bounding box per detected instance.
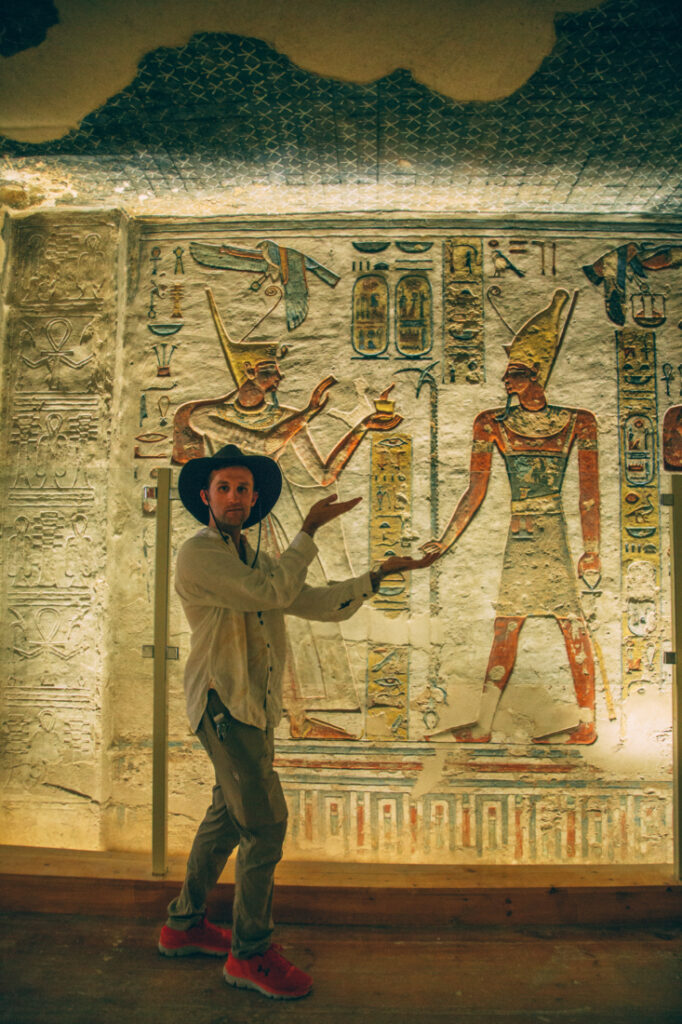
[189,241,268,274]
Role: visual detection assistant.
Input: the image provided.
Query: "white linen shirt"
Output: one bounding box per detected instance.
[175,526,374,732]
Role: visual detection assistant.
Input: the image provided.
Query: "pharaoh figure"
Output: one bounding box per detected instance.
[426,289,601,744]
[173,287,400,739]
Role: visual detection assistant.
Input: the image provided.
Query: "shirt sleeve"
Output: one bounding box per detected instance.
[176,530,317,611]
[284,570,374,621]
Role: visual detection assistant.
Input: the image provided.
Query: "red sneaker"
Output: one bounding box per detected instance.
[158,918,232,957]
[223,944,313,1000]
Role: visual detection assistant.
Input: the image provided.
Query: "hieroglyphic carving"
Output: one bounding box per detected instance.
[615,329,662,695]
[8,395,99,504]
[10,602,90,662]
[1,211,120,824]
[442,237,484,384]
[370,433,412,615]
[366,644,409,740]
[6,511,97,587]
[189,238,340,332]
[9,221,111,310]
[352,274,389,358]
[395,274,432,358]
[2,673,100,790]
[15,315,100,392]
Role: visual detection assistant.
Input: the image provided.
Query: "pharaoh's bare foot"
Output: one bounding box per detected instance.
[564,721,597,745]
[288,714,358,740]
[451,726,491,743]
[533,722,597,745]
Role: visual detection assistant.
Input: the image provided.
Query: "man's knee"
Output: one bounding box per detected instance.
[240,814,288,864]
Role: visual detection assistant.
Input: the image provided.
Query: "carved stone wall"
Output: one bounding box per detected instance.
[1,210,678,864]
[0,210,125,847]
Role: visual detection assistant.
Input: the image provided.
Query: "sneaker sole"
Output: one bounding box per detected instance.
[223,967,312,1000]
[158,943,228,957]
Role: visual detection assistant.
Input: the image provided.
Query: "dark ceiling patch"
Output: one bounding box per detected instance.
[0,0,59,58]
[1,0,680,214]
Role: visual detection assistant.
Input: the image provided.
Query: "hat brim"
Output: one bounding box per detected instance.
[178,449,282,528]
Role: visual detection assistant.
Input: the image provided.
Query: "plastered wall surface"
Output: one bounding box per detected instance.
[1,210,678,864]
[1,1,680,217]
[0,0,600,142]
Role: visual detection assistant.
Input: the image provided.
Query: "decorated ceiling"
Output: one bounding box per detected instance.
[1,0,680,214]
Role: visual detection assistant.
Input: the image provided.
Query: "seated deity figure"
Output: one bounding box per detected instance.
[424,289,601,744]
[173,288,400,739]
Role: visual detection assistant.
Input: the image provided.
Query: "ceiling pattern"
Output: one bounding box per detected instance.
[1,0,681,214]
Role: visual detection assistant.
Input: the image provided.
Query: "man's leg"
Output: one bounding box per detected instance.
[199,706,312,998]
[158,764,239,956]
[197,708,288,958]
[555,616,597,744]
[453,616,525,741]
[165,777,240,930]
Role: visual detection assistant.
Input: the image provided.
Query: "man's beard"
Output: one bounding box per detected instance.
[215,511,247,531]
[495,393,516,422]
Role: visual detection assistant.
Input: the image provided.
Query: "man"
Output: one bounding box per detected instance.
[158,443,435,999]
[424,289,601,744]
[173,287,402,740]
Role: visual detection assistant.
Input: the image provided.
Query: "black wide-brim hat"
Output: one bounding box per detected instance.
[178,444,282,529]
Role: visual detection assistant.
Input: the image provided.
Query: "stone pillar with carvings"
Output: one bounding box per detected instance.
[0,210,125,849]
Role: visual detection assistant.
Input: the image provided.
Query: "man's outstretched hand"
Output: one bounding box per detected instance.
[370,550,440,591]
[302,494,363,537]
[380,552,440,573]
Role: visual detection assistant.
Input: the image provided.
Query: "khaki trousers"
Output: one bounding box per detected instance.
[166,697,288,958]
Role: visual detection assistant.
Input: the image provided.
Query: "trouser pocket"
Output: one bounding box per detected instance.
[206,688,231,741]
[199,701,288,830]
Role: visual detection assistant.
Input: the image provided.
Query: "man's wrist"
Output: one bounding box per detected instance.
[370,568,384,592]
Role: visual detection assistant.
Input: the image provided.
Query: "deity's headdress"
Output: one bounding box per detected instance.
[503,288,574,388]
[205,286,285,388]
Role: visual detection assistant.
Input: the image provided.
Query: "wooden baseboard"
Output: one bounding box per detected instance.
[1,845,679,927]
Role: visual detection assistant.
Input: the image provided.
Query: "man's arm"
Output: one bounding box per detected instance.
[575,409,601,578]
[176,494,364,613]
[290,383,403,487]
[422,411,496,558]
[176,530,316,612]
[285,552,438,622]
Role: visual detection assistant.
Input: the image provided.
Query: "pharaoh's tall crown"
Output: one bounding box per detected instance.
[503,288,571,388]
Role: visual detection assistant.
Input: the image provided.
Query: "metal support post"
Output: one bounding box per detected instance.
[152,468,172,877]
[667,475,682,880]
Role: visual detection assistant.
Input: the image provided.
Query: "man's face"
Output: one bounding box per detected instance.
[251,360,282,393]
[503,362,537,396]
[201,465,258,530]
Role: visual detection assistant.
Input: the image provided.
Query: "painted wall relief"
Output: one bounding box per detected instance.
[169,265,402,740]
[425,289,602,744]
[2,215,680,864]
[115,224,680,863]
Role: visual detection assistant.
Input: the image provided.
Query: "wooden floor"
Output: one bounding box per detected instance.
[1,848,681,1022]
[1,911,681,1023]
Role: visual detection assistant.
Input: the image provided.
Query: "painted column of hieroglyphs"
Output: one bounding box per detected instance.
[0,211,124,847]
[2,216,680,864]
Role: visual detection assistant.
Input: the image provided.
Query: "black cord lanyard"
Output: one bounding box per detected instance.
[206,500,262,567]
